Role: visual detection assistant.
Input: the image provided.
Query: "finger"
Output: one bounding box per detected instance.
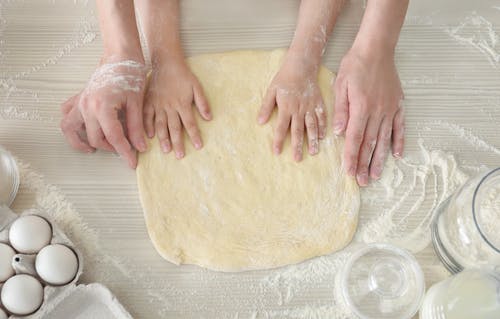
[315,102,327,139]
[167,110,185,159]
[370,117,392,180]
[333,78,349,135]
[344,109,368,177]
[179,106,203,150]
[99,109,137,168]
[258,86,277,124]
[126,97,147,152]
[356,117,381,186]
[155,109,171,153]
[392,104,405,158]
[305,111,319,155]
[193,82,212,120]
[60,109,94,153]
[84,116,114,152]
[291,113,305,162]
[143,97,155,139]
[273,109,291,155]
[61,93,81,115]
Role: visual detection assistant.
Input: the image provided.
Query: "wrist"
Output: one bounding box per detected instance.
[284,47,321,75]
[101,46,145,65]
[351,33,396,61]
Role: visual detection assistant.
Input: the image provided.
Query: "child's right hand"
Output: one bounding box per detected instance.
[333,47,405,186]
[143,59,212,159]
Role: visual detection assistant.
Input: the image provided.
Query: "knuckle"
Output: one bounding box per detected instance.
[184,121,197,132]
[350,131,364,144]
[60,119,70,132]
[292,127,304,137]
[155,118,167,127]
[381,128,392,141]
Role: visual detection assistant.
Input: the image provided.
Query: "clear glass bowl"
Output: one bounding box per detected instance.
[0,146,19,207]
[337,243,425,319]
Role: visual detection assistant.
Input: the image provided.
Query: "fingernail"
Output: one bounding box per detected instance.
[274,146,281,155]
[205,111,212,120]
[258,116,265,125]
[161,142,171,153]
[138,140,147,152]
[357,172,369,186]
[371,166,382,180]
[147,131,154,138]
[347,166,356,177]
[176,150,184,159]
[310,141,319,155]
[393,152,402,159]
[129,159,136,169]
[333,122,344,135]
[194,141,202,150]
[295,150,303,162]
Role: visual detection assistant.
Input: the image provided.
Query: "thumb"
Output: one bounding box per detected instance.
[257,86,277,124]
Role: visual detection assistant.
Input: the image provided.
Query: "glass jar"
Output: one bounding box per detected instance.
[432,167,500,273]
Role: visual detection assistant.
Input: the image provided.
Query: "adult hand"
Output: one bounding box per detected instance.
[61,57,147,168]
[333,48,404,186]
[143,60,211,159]
[258,53,327,161]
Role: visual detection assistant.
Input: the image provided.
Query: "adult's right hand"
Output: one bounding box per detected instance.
[60,57,147,168]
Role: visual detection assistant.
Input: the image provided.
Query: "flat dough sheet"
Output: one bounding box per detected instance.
[136,50,360,272]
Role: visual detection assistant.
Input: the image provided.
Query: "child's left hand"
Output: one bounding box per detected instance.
[257,53,327,161]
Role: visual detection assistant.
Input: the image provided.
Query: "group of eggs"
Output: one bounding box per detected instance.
[0,215,79,317]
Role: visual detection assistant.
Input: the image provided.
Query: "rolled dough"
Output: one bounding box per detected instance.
[136,50,360,272]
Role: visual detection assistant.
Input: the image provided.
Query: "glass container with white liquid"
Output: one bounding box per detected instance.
[420,268,500,319]
[432,167,500,273]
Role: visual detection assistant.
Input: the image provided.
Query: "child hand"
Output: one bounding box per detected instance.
[143,60,211,159]
[257,53,327,161]
[333,48,404,186]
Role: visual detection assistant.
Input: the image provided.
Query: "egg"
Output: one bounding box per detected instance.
[9,215,52,253]
[35,244,79,285]
[1,274,44,315]
[0,308,7,319]
[0,243,16,282]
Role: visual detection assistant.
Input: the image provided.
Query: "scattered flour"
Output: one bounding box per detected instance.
[432,120,500,156]
[259,140,470,318]
[446,12,500,67]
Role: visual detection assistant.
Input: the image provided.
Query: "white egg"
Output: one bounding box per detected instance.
[35,244,79,285]
[1,274,44,315]
[9,215,52,253]
[0,243,16,282]
[0,308,7,319]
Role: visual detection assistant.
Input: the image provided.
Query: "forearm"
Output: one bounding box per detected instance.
[96,0,144,63]
[134,0,184,66]
[288,0,345,67]
[352,0,409,57]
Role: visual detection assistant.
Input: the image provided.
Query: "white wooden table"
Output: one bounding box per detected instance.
[1,0,499,318]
